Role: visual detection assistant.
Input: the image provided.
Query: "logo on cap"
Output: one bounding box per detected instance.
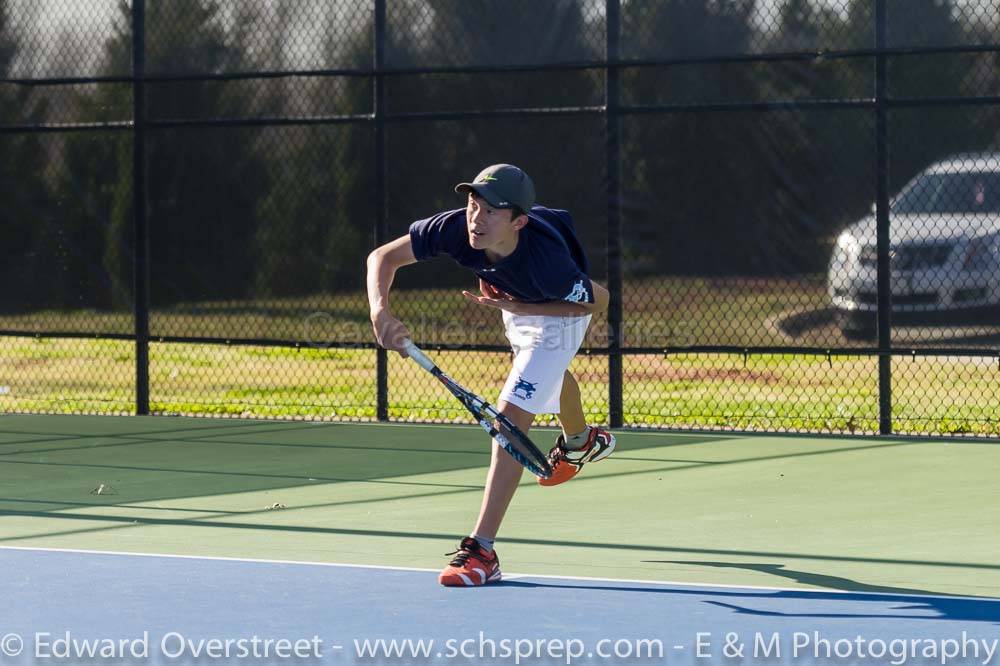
[478,175,498,183]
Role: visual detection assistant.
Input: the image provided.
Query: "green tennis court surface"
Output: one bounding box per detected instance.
[1,414,997,598]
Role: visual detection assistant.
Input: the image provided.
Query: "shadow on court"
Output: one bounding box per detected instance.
[0,413,913,521]
[652,561,942,596]
[0,419,924,552]
[3,509,999,587]
[498,579,1000,624]
[3,414,997,600]
[0,413,729,518]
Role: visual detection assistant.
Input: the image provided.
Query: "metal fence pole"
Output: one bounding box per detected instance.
[875,0,893,435]
[132,0,150,415]
[374,0,389,421]
[606,0,624,428]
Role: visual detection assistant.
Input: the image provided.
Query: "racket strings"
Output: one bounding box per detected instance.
[496,420,550,476]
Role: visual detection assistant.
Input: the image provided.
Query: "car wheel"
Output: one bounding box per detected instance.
[839,311,877,341]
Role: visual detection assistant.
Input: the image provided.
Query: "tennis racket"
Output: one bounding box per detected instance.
[402,339,552,479]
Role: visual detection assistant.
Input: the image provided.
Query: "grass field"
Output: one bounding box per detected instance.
[0,335,996,436]
[1,277,996,436]
[0,276,833,347]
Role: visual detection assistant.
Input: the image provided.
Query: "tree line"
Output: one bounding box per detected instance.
[1,0,998,314]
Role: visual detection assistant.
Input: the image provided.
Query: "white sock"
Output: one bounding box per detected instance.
[563,426,592,450]
[472,534,495,553]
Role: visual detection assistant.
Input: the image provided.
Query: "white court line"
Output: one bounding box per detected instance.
[0,545,990,601]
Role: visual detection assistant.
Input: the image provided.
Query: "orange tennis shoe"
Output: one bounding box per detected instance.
[439,537,502,587]
[538,426,616,487]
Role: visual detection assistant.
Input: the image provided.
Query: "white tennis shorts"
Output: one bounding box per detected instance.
[498,310,592,415]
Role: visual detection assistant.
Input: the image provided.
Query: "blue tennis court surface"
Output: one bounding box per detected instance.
[2,546,998,665]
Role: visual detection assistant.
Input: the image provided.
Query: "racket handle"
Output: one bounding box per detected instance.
[402,339,437,373]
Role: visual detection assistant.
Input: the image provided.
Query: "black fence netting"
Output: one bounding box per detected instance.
[1,0,998,436]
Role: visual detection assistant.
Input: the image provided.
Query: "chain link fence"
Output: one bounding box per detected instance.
[1,0,998,436]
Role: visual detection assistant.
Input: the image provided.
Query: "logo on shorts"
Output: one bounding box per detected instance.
[512,376,538,401]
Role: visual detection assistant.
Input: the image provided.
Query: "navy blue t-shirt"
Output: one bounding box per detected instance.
[408,205,594,304]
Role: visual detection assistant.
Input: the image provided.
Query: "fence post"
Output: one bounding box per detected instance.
[874,0,892,435]
[606,0,624,428]
[374,0,389,421]
[132,0,150,416]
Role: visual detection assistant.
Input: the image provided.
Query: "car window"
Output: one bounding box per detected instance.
[892,172,1000,214]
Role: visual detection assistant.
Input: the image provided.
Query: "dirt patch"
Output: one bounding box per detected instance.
[626,363,787,386]
[2,357,50,370]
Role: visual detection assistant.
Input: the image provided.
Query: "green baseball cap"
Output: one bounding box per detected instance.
[455,164,535,212]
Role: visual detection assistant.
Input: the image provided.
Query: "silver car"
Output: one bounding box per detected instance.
[828,153,1000,340]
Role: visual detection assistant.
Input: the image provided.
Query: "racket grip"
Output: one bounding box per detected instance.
[402,339,437,372]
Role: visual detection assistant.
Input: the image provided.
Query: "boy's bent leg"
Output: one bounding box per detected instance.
[542,371,616,488]
[472,400,534,540]
[556,370,586,437]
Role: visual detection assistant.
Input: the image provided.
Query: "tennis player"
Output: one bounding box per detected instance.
[366,164,616,587]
